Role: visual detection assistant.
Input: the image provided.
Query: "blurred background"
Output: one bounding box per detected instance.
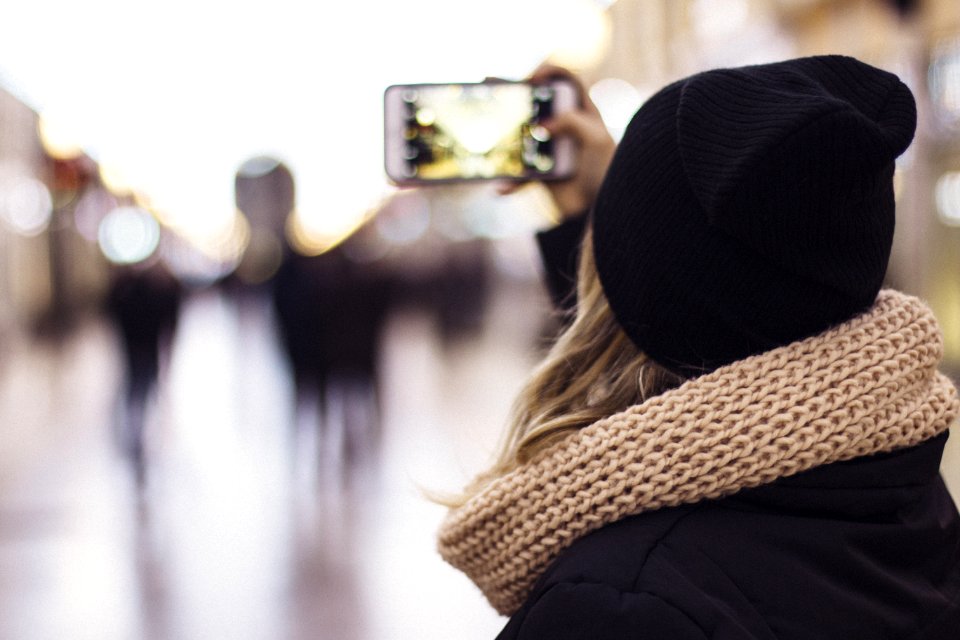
[1,0,959,638]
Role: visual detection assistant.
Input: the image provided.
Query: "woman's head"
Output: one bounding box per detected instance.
[590,55,917,375]
[454,56,917,500]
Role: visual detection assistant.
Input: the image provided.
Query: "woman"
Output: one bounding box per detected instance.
[438,56,960,639]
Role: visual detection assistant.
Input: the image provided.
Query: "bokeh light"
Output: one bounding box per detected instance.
[589,78,646,141]
[37,111,85,160]
[73,187,120,242]
[935,171,960,227]
[97,205,161,264]
[930,37,960,129]
[0,176,54,237]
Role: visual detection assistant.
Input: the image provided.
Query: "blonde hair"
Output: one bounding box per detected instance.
[452,226,684,504]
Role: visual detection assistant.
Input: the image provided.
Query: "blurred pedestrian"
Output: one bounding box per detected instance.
[271,233,392,461]
[438,56,960,638]
[105,259,182,470]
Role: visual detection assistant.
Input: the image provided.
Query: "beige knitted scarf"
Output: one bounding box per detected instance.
[437,290,959,616]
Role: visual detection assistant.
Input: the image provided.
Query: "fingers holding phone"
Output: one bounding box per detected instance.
[382,66,616,221]
[518,64,617,219]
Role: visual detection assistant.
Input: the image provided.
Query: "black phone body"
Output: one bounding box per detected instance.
[383,79,578,186]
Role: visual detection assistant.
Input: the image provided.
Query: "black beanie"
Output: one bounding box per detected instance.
[591,55,917,376]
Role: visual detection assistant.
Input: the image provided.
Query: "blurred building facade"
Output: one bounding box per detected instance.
[0,87,50,341]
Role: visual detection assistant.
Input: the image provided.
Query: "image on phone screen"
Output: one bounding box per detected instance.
[384,81,576,184]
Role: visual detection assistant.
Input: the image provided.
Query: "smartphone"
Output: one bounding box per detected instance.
[383,79,578,185]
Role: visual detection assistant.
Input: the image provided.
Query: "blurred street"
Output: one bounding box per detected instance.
[0,269,554,640]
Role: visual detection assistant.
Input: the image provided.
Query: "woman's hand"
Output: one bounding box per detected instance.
[500,64,617,221]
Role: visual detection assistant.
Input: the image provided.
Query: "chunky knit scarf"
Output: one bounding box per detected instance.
[437,290,959,616]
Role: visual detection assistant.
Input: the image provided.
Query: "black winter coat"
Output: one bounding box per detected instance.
[493,220,960,639]
[496,433,960,639]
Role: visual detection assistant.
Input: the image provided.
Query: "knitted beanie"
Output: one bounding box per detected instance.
[592,55,917,376]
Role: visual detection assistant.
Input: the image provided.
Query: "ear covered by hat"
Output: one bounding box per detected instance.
[591,55,917,375]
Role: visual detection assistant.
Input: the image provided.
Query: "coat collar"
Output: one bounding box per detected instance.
[730,432,950,518]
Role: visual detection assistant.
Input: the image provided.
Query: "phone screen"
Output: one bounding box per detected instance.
[384,82,574,184]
